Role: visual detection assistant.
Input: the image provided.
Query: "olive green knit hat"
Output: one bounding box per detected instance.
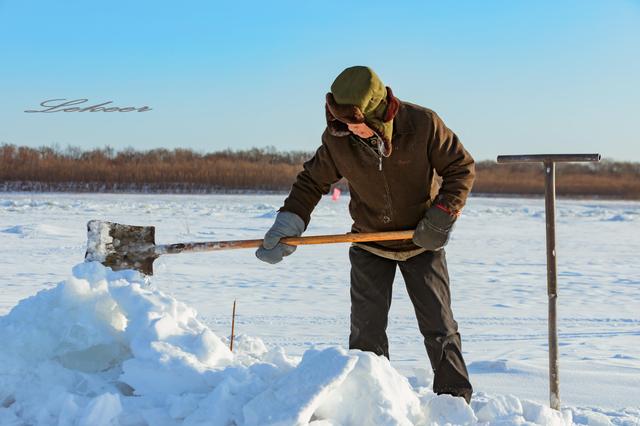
[325,66,400,157]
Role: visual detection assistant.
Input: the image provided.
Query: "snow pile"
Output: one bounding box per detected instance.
[0,262,606,425]
[0,262,233,424]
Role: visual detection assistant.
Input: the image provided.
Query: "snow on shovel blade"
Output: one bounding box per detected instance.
[85,220,158,275]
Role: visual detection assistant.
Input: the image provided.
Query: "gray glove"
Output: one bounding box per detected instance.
[412,205,457,251]
[256,211,305,264]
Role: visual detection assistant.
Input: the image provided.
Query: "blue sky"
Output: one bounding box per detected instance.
[1,0,638,161]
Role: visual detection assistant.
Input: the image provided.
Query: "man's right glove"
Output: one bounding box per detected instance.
[255,211,305,264]
[412,204,458,251]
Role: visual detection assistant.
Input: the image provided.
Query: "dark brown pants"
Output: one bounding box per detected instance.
[349,245,473,402]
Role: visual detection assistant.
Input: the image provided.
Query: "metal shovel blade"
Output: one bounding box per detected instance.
[85,220,158,275]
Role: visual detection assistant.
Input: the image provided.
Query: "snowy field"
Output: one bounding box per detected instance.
[1,192,638,425]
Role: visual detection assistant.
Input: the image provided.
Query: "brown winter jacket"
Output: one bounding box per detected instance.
[280,101,475,252]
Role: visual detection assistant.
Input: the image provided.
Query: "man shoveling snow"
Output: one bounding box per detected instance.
[256,66,476,403]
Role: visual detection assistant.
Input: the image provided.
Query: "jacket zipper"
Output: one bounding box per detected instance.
[356,137,393,223]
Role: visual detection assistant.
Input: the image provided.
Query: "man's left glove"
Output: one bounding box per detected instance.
[412,205,458,251]
[255,211,305,264]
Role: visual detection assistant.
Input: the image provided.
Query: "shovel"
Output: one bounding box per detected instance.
[84,220,415,275]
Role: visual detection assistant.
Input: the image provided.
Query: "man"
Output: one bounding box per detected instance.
[256,66,475,402]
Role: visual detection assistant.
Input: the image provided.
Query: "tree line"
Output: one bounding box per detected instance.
[1,144,638,198]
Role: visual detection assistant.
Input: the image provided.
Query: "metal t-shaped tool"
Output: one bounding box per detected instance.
[497,153,601,410]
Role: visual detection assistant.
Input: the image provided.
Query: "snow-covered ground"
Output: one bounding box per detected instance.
[1,193,638,425]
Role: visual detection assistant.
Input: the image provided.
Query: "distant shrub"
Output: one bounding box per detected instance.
[1,144,638,198]
[474,160,640,198]
[0,144,310,192]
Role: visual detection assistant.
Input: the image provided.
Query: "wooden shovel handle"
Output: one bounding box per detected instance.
[158,230,415,254]
[281,230,415,246]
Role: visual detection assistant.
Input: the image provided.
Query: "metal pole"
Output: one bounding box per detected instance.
[544,162,560,410]
[496,153,600,411]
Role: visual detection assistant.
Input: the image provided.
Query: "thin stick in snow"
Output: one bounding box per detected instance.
[230,299,237,352]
